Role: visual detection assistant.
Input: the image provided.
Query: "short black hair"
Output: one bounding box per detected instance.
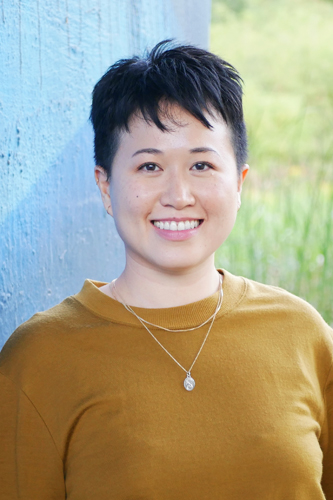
[90,40,247,179]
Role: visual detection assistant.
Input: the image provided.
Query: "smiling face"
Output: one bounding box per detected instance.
[96,105,248,276]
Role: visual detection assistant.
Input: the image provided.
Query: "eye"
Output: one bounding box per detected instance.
[191,162,213,171]
[139,163,161,172]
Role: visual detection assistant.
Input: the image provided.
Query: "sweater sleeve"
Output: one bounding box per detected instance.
[0,371,66,500]
[321,362,333,500]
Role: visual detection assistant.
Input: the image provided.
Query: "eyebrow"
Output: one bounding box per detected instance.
[132,147,220,157]
[189,147,220,156]
[132,148,162,157]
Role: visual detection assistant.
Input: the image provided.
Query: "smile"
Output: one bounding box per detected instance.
[153,220,201,231]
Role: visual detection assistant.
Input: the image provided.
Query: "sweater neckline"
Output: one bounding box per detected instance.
[73,269,246,329]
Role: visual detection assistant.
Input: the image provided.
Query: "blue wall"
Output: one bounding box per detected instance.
[0,0,211,347]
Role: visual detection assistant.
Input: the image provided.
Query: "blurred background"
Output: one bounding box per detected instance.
[211,0,333,325]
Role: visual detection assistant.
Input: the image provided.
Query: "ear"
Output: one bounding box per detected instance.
[237,164,249,210]
[95,166,113,216]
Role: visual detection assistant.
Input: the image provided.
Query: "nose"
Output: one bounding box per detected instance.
[160,171,196,209]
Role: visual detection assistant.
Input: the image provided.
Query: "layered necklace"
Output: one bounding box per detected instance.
[110,273,223,391]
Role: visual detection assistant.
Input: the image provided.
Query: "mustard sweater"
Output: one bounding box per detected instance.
[1,270,333,500]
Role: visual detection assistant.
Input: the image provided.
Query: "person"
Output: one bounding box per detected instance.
[0,40,332,499]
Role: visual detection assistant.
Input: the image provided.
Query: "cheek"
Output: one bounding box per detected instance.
[112,189,154,223]
[204,183,238,215]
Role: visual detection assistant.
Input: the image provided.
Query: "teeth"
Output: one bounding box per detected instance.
[153,220,200,231]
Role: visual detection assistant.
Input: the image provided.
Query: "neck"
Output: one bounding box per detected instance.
[111,258,221,308]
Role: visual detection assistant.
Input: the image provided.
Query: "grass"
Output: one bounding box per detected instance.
[210,0,333,325]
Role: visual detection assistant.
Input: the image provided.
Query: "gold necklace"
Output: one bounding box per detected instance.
[111,275,223,391]
[110,273,223,332]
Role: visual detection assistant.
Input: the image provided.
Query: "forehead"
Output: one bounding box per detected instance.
[116,105,235,156]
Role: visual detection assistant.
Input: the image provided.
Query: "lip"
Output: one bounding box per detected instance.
[151,219,203,241]
[150,217,201,222]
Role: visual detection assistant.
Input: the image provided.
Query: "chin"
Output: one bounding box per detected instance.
[152,257,211,274]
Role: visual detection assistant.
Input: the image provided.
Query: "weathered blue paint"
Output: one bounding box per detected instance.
[0,0,211,348]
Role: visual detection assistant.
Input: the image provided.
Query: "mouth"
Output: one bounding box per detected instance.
[151,219,203,231]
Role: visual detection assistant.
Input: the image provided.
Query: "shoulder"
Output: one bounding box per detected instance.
[1,295,83,350]
[224,272,333,380]
[223,268,321,315]
[238,274,324,317]
[243,275,332,347]
[223,269,333,347]
[0,292,103,385]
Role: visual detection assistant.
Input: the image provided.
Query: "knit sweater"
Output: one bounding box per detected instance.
[0,270,332,500]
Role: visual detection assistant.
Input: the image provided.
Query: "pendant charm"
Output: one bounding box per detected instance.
[184,373,195,391]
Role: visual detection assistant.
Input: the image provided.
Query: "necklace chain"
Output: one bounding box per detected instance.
[112,274,223,333]
[110,274,223,379]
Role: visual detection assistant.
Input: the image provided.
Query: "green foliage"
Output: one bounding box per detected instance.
[213,0,248,15]
[211,0,333,325]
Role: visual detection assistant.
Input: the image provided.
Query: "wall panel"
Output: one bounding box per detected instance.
[0,0,211,347]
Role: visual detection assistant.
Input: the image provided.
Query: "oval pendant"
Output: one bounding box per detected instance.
[184,373,195,391]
